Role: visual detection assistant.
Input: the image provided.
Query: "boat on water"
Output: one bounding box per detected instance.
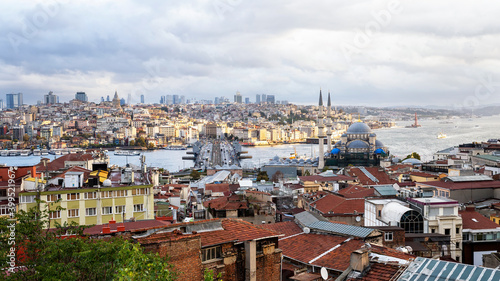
[437,132,447,139]
[41,149,49,156]
[1,151,9,157]
[9,150,20,156]
[33,149,41,156]
[114,150,141,156]
[20,150,31,156]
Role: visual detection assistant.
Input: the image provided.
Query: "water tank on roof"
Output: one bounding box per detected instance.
[102,179,112,187]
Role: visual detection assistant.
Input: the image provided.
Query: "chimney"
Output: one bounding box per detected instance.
[465,205,475,212]
[102,225,111,234]
[109,218,116,224]
[117,223,125,232]
[350,249,370,272]
[31,166,37,177]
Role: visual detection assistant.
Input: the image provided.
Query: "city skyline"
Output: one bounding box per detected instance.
[1,1,499,107]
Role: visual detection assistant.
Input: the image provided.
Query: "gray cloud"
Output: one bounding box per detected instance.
[0,0,500,106]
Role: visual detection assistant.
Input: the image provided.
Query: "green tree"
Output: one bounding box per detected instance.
[129,139,136,146]
[204,269,222,281]
[136,137,147,147]
[190,169,201,180]
[0,204,176,280]
[23,134,30,142]
[403,152,421,160]
[256,171,269,181]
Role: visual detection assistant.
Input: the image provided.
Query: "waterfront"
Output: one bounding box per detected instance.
[0,115,498,171]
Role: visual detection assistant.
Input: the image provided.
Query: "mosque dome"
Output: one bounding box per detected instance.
[346,122,372,134]
[334,141,342,147]
[346,140,369,149]
[402,158,422,165]
[375,140,385,148]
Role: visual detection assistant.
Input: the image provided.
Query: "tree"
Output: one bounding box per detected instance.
[271,171,284,183]
[204,269,222,281]
[403,152,421,160]
[256,171,269,181]
[23,134,30,142]
[304,170,311,176]
[190,169,201,180]
[129,140,136,146]
[0,203,176,280]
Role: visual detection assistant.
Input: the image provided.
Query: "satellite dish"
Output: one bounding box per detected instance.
[356,216,361,222]
[321,267,328,280]
[304,227,310,234]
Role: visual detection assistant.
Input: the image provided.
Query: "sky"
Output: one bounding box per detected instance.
[1,0,500,108]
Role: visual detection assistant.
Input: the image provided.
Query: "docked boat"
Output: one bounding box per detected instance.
[165,145,187,150]
[437,132,447,139]
[20,150,31,156]
[114,150,141,156]
[33,149,41,156]
[41,149,49,156]
[9,150,20,156]
[0,151,9,157]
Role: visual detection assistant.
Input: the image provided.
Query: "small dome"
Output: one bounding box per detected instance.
[369,133,376,137]
[375,140,385,148]
[347,122,372,134]
[347,140,369,149]
[103,179,112,187]
[272,155,280,162]
[402,158,422,165]
[334,141,342,148]
[331,148,341,155]
[341,133,347,137]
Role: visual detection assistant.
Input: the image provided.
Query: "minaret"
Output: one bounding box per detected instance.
[318,90,325,170]
[326,91,333,152]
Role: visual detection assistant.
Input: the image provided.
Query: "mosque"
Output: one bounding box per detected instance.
[316,90,389,168]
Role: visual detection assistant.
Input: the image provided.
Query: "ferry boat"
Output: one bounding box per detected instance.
[33,149,41,156]
[164,145,187,150]
[437,132,447,139]
[0,151,9,157]
[9,150,20,156]
[20,150,31,156]
[41,149,49,156]
[114,150,141,156]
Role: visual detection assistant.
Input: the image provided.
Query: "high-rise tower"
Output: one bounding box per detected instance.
[318,90,325,170]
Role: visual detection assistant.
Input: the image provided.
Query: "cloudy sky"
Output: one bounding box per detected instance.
[1,0,499,107]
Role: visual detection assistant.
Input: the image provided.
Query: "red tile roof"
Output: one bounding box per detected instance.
[205,183,231,193]
[347,167,396,186]
[312,194,364,215]
[198,219,281,247]
[203,195,248,210]
[338,185,376,199]
[83,219,170,235]
[261,221,303,238]
[420,180,500,190]
[459,207,500,230]
[279,233,364,271]
[36,153,95,171]
[368,244,415,261]
[409,172,440,178]
[348,262,402,281]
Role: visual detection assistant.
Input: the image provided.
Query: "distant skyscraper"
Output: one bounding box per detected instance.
[256,94,260,104]
[127,93,131,105]
[266,95,275,104]
[214,97,220,104]
[6,93,23,109]
[0,99,3,110]
[172,95,179,104]
[101,97,105,103]
[180,95,185,104]
[245,97,250,104]
[106,95,110,102]
[75,92,88,102]
[262,94,267,104]
[44,91,59,104]
[140,94,145,104]
[120,98,125,106]
[234,91,242,103]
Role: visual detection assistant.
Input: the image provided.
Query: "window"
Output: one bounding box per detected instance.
[49,211,61,219]
[0,206,9,215]
[384,232,393,241]
[445,228,451,235]
[47,194,61,202]
[84,192,97,199]
[133,204,144,212]
[101,191,113,198]
[68,209,79,218]
[20,195,36,203]
[102,206,113,215]
[132,188,148,195]
[456,242,460,249]
[378,210,382,217]
[115,205,126,214]
[431,228,436,233]
[86,208,96,216]
[456,227,460,234]
[67,193,80,201]
[115,190,127,197]
[456,256,460,262]
[201,246,221,262]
